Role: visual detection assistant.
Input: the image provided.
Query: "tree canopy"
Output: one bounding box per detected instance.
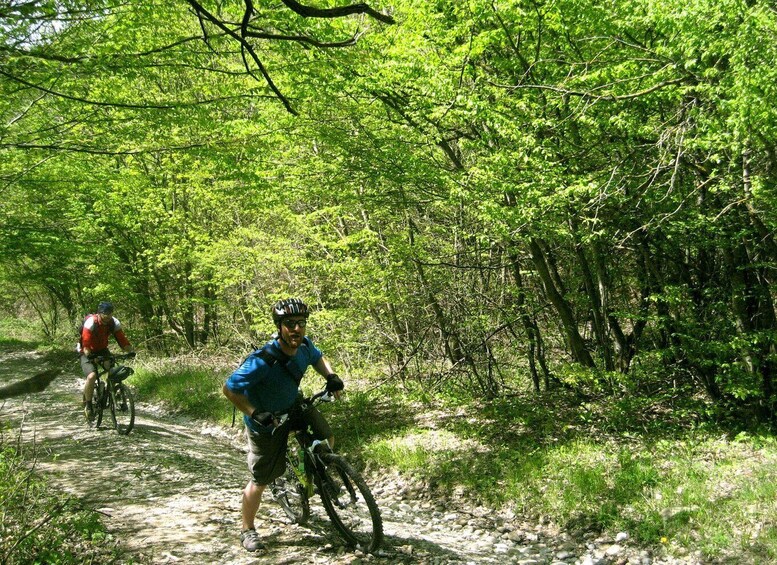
[1,0,775,418]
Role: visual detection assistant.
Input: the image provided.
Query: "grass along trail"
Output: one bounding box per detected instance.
[1,348,709,564]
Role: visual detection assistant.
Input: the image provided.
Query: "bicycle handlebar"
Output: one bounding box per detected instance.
[309,389,336,405]
[272,389,335,433]
[90,352,137,363]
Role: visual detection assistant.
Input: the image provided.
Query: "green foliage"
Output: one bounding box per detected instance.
[130,361,231,423]
[0,440,117,564]
[0,317,45,346]
[357,388,777,560]
[1,0,776,424]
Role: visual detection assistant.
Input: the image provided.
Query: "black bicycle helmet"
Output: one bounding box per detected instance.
[97,301,114,314]
[271,298,310,325]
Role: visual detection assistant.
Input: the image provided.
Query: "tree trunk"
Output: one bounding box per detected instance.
[568,215,613,370]
[509,251,543,391]
[591,240,635,372]
[408,217,487,393]
[528,238,595,367]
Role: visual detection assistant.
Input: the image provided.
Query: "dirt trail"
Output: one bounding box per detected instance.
[3,349,696,565]
[0,350,516,565]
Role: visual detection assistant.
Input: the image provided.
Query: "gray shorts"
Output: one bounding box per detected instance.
[246,405,332,485]
[80,349,110,377]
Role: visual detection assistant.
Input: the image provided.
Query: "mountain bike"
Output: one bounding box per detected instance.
[86,352,136,435]
[269,390,383,553]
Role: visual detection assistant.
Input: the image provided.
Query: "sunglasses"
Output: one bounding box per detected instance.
[281,319,307,329]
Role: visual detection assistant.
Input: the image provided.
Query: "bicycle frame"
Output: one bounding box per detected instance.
[269,389,383,552]
[88,353,136,435]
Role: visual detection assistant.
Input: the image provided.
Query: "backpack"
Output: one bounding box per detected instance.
[244,337,313,382]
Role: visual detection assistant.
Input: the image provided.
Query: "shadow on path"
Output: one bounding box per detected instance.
[1,350,490,565]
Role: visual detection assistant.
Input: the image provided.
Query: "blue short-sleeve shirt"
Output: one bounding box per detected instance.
[225,337,323,433]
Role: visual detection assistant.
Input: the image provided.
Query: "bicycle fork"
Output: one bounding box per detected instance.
[111,384,127,411]
[313,454,358,509]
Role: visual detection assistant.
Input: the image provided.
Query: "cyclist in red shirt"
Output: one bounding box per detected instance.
[78,301,134,421]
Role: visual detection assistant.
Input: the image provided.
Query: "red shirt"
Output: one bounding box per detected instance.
[80,314,131,353]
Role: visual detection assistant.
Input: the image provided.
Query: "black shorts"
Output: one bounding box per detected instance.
[246,405,332,485]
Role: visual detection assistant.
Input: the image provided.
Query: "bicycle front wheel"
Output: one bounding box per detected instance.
[316,453,383,552]
[109,382,135,435]
[270,454,310,524]
[91,381,105,428]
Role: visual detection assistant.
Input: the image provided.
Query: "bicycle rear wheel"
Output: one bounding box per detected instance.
[316,453,383,552]
[109,382,135,435]
[270,453,310,524]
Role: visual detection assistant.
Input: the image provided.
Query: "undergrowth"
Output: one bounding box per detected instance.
[0,431,122,564]
[4,326,776,563]
[130,354,234,424]
[124,349,777,561]
[357,385,777,562]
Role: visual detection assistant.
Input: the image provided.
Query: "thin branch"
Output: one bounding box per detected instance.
[2,500,71,562]
[243,28,361,47]
[186,0,297,114]
[1,142,208,155]
[0,69,175,109]
[0,69,275,110]
[0,35,206,62]
[489,76,688,102]
[0,45,85,63]
[0,154,56,195]
[279,0,395,24]
[6,92,46,126]
[193,4,215,51]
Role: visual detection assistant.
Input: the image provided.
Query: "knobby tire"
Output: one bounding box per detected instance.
[109,382,135,435]
[91,381,106,429]
[316,453,383,553]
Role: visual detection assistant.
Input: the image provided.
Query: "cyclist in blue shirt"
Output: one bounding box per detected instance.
[223,298,345,552]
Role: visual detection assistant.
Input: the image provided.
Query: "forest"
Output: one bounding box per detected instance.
[2,1,777,562]
[2,0,775,416]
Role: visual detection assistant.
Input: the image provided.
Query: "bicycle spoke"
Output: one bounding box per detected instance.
[110,382,135,435]
[316,453,383,552]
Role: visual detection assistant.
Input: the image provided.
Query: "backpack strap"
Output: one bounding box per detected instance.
[80,314,116,334]
[259,341,305,384]
[230,338,312,427]
[79,313,114,348]
[256,347,280,366]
